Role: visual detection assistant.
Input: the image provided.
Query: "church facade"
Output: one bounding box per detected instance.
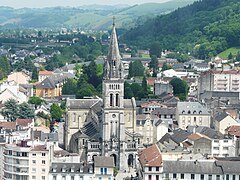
[64,21,138,171]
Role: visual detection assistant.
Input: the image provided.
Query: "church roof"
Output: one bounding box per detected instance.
[67,99,101,109]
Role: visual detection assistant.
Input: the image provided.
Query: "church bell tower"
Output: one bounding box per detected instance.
[102,18,127,170]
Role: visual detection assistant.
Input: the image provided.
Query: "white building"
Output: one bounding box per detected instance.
[176,102,211,130]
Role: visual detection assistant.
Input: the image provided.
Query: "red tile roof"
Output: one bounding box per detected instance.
[188,133,210,141]
[0,122,16,130]
[39,70,53,76]
[147,77,157,86]
[139,144,162,167]
[16,119,33,127]
[227,126,240,137]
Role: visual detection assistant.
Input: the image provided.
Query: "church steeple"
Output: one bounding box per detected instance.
[104,17,123,80]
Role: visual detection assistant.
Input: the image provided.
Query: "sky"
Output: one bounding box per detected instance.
[0,0,170,8]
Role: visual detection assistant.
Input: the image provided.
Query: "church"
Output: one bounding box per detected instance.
[64,20,139,171]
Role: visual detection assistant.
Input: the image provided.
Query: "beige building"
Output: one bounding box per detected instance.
[214,112,239,134]
[7,71,31,85]
[176,102,211,130]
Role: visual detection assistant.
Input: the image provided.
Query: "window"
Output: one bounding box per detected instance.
[42,176,45,180]
[32,176,36,180]
[100,168,107,175]
[116,94,119,107]
[201,174,204,180]
[216,175,220,180]
[32,160,36,164]
[164,115,167,118]
[191,174,195,179]
[104,168,107,175]
[108,177,111,180]
[53,176,56,180]
[71,176,74,180]
[223,147,229,150]
[233,175,235,180]
[148,175,152,180]
[182,119,185,125]
[42,168,45,173]
[214,147,219,150]
[199,117,202,125]
[156,167,159,171]
[110,94,113,106]
[181,174,184,179]
[194,117,196,124]
[149,167,152,171]
[99,177,102,180]
[173,174,177,178]
[226,174,229,180]
[209,174,212,180]
[165,174,169,178]
[42,160,45,164]
[156,175,159,180]
[22,152,27,157]
[32,153,36,156]
[42,153,46,156]
[32,168,36,173]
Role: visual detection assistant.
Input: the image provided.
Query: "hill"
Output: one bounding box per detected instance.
[122,0,240,59]
[0,0,195,30]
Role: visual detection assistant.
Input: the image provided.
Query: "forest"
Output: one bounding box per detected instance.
[122,0,240,59]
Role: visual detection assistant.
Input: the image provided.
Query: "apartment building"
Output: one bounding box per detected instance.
[3,140,53,180]
[198,70,240,97]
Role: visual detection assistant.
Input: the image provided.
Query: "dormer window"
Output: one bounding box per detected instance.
[188,110,191,114]
[182,111,185,114]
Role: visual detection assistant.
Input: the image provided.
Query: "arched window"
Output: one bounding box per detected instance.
[113,61,116,66]
[193,111,197,114]
[188,110,191,114]
[199,111,202,114]
[110,94,113,106]
[116,94,119,107]
[182,111,185,114]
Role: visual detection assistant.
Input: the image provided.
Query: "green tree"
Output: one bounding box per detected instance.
[128,60,145,78]
[18,102,35,119]
[149,41,162,58]
[142,76,148,98]
[236,52,240,61]
[228,52,233,60]
[1,99,19,122]
[28,96,45,109]
[170,77,189,101]
[0,56,10,80]
[124,82,134,99]
[50,103,63,121]
[162,62,172,71]
[62,78,78,95]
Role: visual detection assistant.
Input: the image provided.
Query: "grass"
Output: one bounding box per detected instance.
[218,47,240,59]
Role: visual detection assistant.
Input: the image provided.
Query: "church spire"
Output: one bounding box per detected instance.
[104,17,123,80]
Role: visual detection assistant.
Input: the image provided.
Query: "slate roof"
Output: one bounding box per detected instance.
[94,156,114,167]
[163,160,222,174]
[67,99,100,109]
[139,144,162,167]
[36,73,74,89]
[214,112,229,122]
[177,102,209,115]
[50,163,92,174]
[152,107,176,115]
[216,161,240,174]
[16,119,32,127]
[187,126,223,139]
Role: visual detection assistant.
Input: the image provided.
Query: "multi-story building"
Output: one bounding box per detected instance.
[198,70,240,97]
[3,140,53,180]
[176,102,211,130]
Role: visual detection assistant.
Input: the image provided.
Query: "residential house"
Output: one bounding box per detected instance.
[140,101,167,114]
[193,63,210,72]
[7,71,31,84]
[138,144,163,180]
[49,163,94,180]
[38,70,53,82]
[36,73,74,98]
[94,156,115,180]
[214,112,238,134]
[0,88,27,103]
[176,102,211,130]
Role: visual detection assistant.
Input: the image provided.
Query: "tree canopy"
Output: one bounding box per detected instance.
[170,77,189,101]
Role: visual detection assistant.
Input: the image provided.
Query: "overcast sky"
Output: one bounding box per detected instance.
[0,0,170,8]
